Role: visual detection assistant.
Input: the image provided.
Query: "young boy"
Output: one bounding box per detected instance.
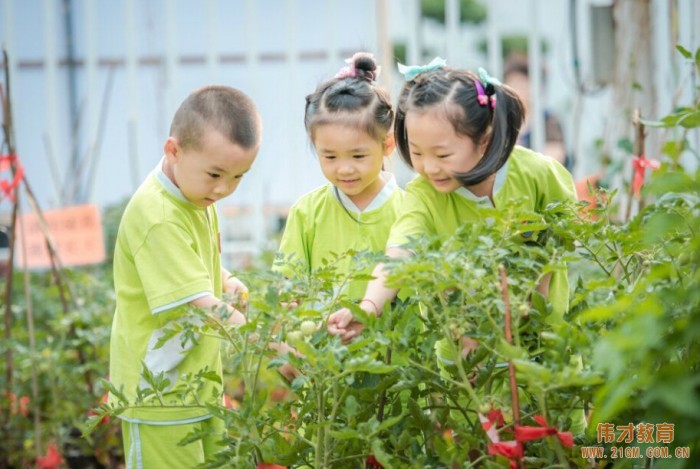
[109,86,262,467]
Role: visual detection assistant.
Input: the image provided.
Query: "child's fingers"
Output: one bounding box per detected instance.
[326,323,345,336]
[328,309,353,328]
[237,291,249,311]
[228,310,247,326]
[339,323,364,342]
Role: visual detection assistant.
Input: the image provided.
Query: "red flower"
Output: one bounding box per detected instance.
[632,155,660,198]
[37,442,63,469]
[515,415,574,447]
[224,394,241,409]
[442,428,454,442]
[365,455,384,468]
[480,409,522,468]
[488,441,523,459]
[87,392,110,425]
[7,393,30,417]
[487,408,505,428]
[256,464,286,469]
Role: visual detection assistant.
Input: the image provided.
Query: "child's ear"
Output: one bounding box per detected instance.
[164,137,179,162]
[478,131,491,155]
[383,133,396,156]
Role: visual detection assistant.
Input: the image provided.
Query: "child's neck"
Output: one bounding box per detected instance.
[346,173,387,211]
[465,173,496,200]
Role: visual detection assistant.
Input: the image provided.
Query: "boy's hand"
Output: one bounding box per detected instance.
[228,309,247,326]
[224,277,249,312]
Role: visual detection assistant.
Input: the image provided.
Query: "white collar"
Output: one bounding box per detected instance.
[455,159,509,205]
[334,171,398,214]
[154,156,193,205]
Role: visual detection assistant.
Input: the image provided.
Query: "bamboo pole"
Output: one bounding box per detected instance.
[1,47,19,466]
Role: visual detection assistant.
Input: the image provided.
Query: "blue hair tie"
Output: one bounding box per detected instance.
[397,57,447,81]
[478,67,501,89]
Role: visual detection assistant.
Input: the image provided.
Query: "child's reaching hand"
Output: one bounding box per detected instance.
[327,308,361,341]
[224,274,249,312]
[328,299,377,342]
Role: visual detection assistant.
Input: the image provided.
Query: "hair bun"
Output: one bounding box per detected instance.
[333,52,380,82]
[353,52,378,82]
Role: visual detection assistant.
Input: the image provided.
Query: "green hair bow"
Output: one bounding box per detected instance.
[397,57,447,81]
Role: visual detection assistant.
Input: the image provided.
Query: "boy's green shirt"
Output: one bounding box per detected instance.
[110,163,224,423]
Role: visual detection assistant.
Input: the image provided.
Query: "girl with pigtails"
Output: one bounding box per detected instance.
[274,52,404,307]
[328,58,585,434]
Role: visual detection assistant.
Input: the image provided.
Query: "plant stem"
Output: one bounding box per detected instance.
[315,380,325,468]
[499,266,521,427]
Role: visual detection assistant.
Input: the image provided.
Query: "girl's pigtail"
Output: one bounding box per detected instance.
[479,84,524,177]
[456,75,524,186]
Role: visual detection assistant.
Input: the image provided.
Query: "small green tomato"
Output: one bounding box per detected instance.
[300,320,317,337]
[518,304,530,317]
[287,330,303,343]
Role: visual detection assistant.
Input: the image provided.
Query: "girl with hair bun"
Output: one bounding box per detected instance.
[274,52,403,306]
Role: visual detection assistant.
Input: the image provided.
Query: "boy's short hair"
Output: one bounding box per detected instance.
[170,86,261,150]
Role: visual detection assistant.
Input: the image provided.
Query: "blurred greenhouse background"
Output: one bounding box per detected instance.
[1,2,699,467]
[0,0,698,267]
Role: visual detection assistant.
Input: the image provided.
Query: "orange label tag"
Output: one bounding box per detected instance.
[16,204,106,269]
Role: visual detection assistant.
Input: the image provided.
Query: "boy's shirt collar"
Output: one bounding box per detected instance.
[155,156,198,206]
[334,171,398,214]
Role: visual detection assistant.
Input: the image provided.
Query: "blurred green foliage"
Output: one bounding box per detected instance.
[420,0,487,24]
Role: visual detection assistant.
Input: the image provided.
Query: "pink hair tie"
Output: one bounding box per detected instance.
[335,65,356,79]
[335,52,381,81]
[474,80,493,108]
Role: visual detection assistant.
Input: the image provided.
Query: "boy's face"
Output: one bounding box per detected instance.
[163,128,258,207]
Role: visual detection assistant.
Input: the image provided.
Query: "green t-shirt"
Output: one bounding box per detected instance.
[388,146,576,316]
[110,163,223,423]
[276,173,404,301]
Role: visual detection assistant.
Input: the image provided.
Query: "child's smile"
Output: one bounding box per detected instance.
[314,123,391,210]
[405,107,484,194]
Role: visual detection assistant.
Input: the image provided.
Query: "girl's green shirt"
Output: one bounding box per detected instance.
[276,174,404,301]
[388,146,577,317]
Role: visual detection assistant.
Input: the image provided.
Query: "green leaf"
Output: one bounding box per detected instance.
[617,137,634,154]
[344,357,395,374]
[579,295,633,322]
[101,379,129,404]
[638,118,669,128]
[677,110,700,128]
[199,370,222,384]
[329,427,362,440]
[676,44,692,59]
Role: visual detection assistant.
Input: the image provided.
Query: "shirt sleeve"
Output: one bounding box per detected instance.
[274,203,311,278]
[539,158,577,209]
[134,222,213,313]
[386,186,435,249]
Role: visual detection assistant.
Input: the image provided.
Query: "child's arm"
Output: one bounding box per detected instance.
[191,294,246,326]
[327,246,411,341]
